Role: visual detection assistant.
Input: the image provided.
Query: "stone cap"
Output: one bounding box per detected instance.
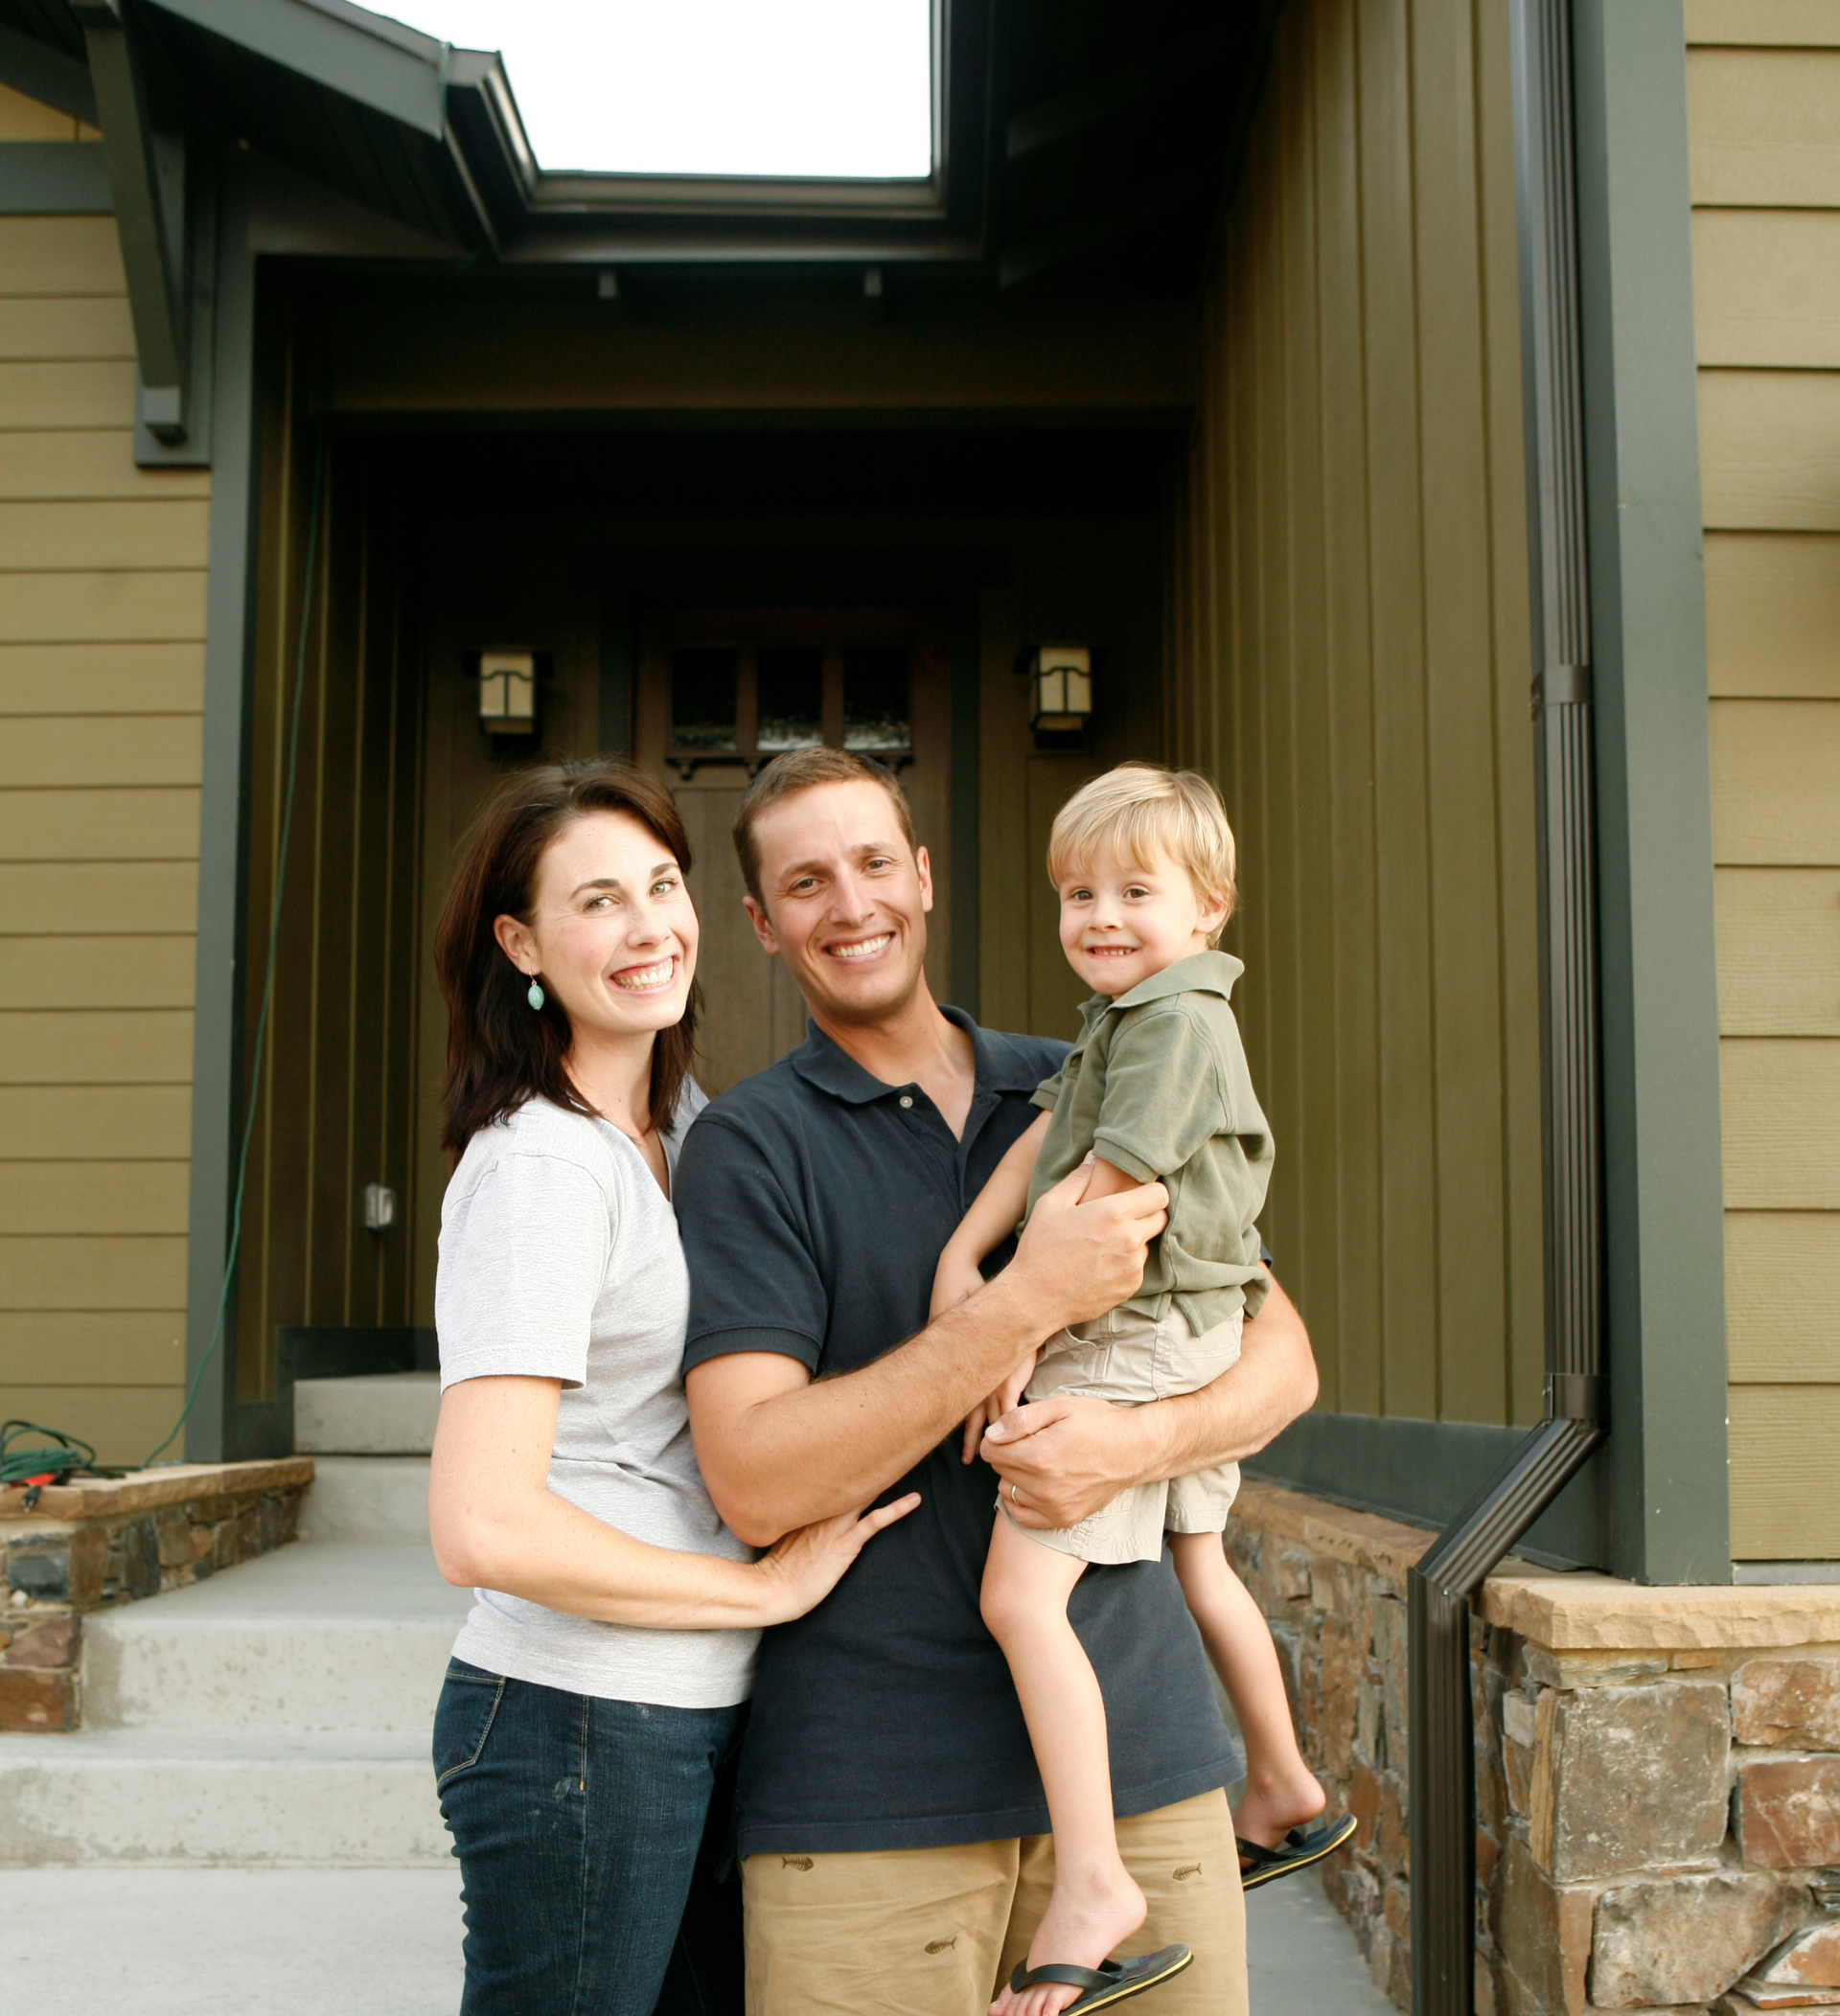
[1483,1570,1840,1652]
[0,1458,314,1524]
[1238,1479,1840,1654]
[1235,1479,1438,1581]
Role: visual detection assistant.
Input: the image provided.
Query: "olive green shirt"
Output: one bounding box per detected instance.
[1025,951,1273,1334]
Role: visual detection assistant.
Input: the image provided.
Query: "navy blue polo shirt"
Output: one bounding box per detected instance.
[676,1006,1240,1859]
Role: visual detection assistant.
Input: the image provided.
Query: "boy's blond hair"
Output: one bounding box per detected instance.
[1046,763,1237,944]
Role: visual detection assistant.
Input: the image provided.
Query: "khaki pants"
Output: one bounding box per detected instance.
[742,1789,1246,2016]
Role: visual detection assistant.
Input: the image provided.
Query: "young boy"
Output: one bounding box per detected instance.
[933,764,1352,2016]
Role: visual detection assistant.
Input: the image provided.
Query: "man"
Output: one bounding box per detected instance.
[677,747,1318,2016]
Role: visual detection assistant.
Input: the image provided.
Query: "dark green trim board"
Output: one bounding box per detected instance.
[1572,0,1729,1584]
[0,23,97,125]
[0,141,111,214]
[1248,1413,1603,1571]
[181,154,259,1464]
[153,0,449,139]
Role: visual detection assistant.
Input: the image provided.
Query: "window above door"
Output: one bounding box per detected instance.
[652,611,916,778]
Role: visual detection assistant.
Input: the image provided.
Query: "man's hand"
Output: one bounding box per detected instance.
[979,1392,1131,1529]
[980,1275,1319,1530]
[961,1355,1037,1466]
[1004,1162,1168,1335]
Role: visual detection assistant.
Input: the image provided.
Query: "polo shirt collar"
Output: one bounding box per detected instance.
[1102,949,1244,1015]
[789,1004,1046,1105]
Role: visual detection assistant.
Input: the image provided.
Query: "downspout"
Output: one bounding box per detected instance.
[1407,3,1604,2012]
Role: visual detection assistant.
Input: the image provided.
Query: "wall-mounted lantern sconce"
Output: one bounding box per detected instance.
[1026,644,1092,733]
[478,650,537,737]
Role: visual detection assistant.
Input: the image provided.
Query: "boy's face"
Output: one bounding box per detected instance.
[1056,841,1227,999]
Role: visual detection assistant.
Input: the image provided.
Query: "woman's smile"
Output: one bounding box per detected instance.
[610,954,680,994]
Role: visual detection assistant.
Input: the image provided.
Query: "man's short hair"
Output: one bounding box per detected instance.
[731,746,920,907]
[1046,763,1238,944]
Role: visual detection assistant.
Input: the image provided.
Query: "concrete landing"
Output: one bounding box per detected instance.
[1248,1874,1398,2011]
[0,1865,1392,2013]
[0,1867,465,2014]
[295,1372,440,1455]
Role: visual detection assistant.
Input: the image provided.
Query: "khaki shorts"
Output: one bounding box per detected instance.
[1012,1307,1244,1565]
[742,1788,1246,2016]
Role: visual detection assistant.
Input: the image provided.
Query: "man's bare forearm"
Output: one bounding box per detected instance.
[1122,1280,1317,1485]
[690,1273,1047,1544]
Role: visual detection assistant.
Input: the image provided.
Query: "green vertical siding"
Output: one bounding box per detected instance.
[1170,0,1545,1430]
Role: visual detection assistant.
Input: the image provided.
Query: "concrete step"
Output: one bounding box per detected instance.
[295,1372,439,1455]
[300,1456,431,1544]
[0,1868,465,2014]
[0,1730,449,1867]
[82,1543,470,1734]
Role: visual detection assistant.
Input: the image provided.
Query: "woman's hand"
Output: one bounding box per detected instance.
[961,1356,1037,1465]
[751,1492,922,1624]
[931,1243,987,1319]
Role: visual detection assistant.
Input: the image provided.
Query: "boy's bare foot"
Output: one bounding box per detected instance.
[1233,1763,1327,1854]
[990,1867,1148,2016]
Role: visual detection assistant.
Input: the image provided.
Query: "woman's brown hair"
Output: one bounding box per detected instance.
[434,759,701,1158]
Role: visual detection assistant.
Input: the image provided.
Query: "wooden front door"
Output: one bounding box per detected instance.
[635,607,952,1094]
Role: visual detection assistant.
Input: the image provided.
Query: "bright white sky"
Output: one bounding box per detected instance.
[383,0,933,178]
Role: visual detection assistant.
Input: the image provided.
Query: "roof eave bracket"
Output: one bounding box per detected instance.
[74,0,214,463]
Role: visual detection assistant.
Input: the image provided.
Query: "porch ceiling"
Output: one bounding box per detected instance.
[0,0,1278,295]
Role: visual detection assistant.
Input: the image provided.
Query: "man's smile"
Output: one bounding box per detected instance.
[824,933,894,963]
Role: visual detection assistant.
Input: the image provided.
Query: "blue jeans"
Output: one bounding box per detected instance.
[434,1659,746,2016]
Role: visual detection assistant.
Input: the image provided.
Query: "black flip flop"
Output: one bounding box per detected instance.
[1007,1944,1192,2013]
[1236,1812,1358,1890]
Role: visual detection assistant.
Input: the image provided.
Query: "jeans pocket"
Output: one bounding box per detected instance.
[433,1661,506,1790]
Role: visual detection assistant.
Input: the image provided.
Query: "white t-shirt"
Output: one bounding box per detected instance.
[434,1087,759,1708]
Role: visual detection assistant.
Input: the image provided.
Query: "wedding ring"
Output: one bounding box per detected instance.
[1009,1482,1020,1505]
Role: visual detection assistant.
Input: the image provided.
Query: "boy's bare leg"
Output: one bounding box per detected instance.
[1168,1532,1325,1851]
[981,1516,1147,2016]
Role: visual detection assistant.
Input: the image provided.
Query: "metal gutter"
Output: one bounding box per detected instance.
[1407,2,1605,2010]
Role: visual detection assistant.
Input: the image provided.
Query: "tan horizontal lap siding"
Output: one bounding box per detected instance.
[1689,27,1840,1556]
[1168,0,1542,1430]
[0,166,208,1465]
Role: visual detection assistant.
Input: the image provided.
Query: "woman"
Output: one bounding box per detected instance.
[427,759,916,2015]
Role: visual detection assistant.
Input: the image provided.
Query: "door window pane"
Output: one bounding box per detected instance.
[842,647,909,753]
[671,648,739,752]
[756,646,824,753]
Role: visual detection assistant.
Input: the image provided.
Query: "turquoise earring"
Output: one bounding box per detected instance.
[526,975,545,1012]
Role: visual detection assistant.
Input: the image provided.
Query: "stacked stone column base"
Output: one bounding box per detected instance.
[1229,1480,1840,2016]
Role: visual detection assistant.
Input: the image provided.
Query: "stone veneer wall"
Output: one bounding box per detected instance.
[1230,1480,1840,2016]
[0,1458,312,1731]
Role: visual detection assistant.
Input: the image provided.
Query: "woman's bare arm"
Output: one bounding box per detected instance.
[428,1374,916,1628]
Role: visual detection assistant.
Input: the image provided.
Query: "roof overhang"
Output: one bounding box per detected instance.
[1,0,1273,278]
[0,0,1275,460]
